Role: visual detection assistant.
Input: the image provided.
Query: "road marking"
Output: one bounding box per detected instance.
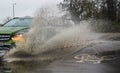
[74,54,114,64]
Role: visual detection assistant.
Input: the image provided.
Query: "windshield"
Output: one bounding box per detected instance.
[4,18,33,27]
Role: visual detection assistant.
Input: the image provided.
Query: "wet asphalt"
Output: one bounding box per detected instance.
[0,41,120,73]
[37,41,120,73]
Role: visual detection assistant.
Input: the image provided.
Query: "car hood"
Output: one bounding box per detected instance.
[0,27,28,34]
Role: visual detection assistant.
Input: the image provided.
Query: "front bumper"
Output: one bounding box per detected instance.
[0,50,7,58]
[0,42,12,50]
[0,43,11,58]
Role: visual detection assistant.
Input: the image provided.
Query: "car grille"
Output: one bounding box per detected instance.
[0,34,11,41]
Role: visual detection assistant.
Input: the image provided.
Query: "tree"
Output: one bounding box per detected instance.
[62,0,120,21]
[3,17,11,23]
[106,0,117,20]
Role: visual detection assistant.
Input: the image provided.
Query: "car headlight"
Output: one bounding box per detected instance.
[12,29,28,43]
[12,34,24,42]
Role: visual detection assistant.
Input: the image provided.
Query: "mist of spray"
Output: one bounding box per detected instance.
[5,6,102,60]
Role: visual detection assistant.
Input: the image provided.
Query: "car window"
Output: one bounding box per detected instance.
[4,18,33,27]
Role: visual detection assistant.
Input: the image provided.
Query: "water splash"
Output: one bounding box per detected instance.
[4,6,102,62]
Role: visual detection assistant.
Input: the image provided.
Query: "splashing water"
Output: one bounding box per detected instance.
[4,6,102,62]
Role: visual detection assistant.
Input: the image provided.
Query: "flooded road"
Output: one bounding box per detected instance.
[1,57,120,73]
[0,40,120,73]
[41,41,120,73]
[1,61,50,73]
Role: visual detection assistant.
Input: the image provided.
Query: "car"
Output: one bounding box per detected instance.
[0,17,33,57]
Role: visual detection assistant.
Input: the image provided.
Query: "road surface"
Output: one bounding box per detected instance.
[36,41,120,73]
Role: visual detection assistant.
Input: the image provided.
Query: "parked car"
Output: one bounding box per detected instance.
[0,17,33,57]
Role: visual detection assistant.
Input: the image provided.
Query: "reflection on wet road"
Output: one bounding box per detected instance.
[0,41,120,73]
[1,61,50,73]
[42,41,120,73]
[0,62,11,73]
[1,57,120,73]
